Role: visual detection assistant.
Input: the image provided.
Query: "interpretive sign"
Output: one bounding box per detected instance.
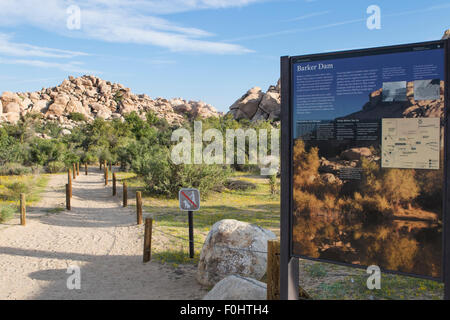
[280,39,450,300]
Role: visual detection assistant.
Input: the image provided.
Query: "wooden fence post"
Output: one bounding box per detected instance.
[267,239,280,300]
[112,173,117,196]
[73,163,76,180]
[85,163,88,175]
[136,191,143,225]
[68,169,72,198]
[20,193,26,226]
[105,166,108,185]
[123,182,128,207]
[66,184,71,210]
[143,218,153,262]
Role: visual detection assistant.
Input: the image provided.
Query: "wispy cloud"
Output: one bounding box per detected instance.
[226,2,450,43]
[0,57,97,74]
[284,10,330,22]
[0,33,88,58]
[0,0,260,54]
[225,17,364,42]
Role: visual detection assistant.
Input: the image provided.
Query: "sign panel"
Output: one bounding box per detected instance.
[290,41,446,279]
[179,188,200,211]
[381,118,440,169]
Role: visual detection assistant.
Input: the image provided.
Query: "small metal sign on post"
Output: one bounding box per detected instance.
[179,188,200,259]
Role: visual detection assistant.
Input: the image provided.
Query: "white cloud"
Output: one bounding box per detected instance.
[0,0,260,54]
[0,57,97,74]
[0,33,88,58]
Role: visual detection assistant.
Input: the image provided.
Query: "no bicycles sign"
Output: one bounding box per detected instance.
[179,188,200,211]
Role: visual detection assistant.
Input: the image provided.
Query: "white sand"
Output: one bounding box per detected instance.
[0,168,207,299]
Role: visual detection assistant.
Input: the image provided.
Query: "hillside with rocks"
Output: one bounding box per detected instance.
[0,75,220,125]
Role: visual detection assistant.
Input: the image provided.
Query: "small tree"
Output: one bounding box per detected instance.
[381,169,419,209]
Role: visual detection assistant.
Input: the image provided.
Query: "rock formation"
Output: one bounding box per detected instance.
[202,275,267,300]
[227,80,281,122]
[0,75,220,125]
[196,219,276,287]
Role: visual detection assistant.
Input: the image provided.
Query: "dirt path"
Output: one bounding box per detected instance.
[0,168,207,300]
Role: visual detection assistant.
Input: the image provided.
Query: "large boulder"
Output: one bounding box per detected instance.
[203,275,266,300]
[1,91,21,106]
[46,103,66,117]
[30,100,50,113]
[340,147,372,161]
[3,102,21,113]
[197,219,276,286]
[229,87,264,119]
[3,112,20,124]
[259,91,280,114]
[227,80,281,122]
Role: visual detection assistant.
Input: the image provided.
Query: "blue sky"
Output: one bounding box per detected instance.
[0,0,449,112]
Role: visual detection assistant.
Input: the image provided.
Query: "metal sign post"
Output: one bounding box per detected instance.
[179,188,200,259]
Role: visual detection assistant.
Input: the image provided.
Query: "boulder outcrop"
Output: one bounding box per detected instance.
[0,75,221,126]
[197,219,276,287]
[227,80,281,122]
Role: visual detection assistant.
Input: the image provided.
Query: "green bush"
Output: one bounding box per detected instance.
[46,161,66,173]
[134,145,230,197]
[6,181,30,195]
[68,112,87,122]
[0,205,15,223]
[0,163,32,175]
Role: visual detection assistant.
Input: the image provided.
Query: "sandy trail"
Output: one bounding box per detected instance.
[0,168,207,299]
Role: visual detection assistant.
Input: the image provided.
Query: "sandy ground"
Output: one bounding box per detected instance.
[0,168,208,300]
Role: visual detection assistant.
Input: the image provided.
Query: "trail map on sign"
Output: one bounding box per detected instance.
[382,118,440,169]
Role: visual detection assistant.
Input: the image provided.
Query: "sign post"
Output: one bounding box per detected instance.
[179,188,200,259]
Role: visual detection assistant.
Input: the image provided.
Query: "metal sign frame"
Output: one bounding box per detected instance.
[280,39,450,300]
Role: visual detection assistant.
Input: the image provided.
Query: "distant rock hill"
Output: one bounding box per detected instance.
[0,75,220,125]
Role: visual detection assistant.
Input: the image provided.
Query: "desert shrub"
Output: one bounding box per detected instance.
[293,139,319,189]
[0,163,32,175]
[225,179,257,191]
[68,112,87,122]
[0,205,15,223]
[268,174,278,195]
[416,169,443,214]
[134,145,230,197]
[46,161,66,173]
[5,181,30,195]
[80,151,98,164]
[28,138,66,166]
[381,169,419,208]
[293,189,322,217]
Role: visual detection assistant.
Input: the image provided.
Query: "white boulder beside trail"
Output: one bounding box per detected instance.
[203,275,266,300]
[196,219,276,287]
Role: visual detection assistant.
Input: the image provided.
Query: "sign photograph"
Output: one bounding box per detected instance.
[288,41,446,280]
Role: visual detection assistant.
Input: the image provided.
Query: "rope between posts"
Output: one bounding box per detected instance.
[152,226,268,254]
